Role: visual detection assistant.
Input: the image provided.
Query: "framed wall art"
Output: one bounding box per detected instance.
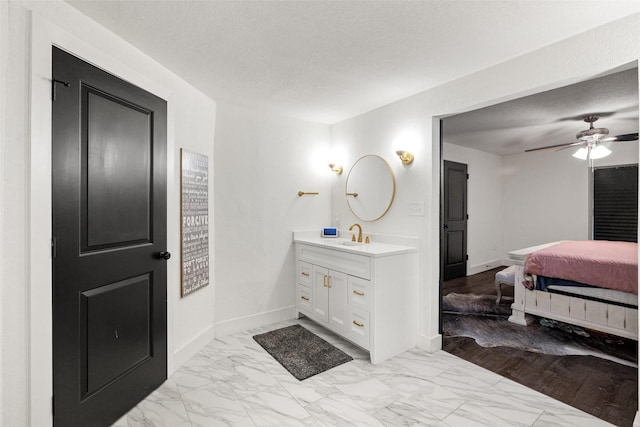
[180,149,209,297]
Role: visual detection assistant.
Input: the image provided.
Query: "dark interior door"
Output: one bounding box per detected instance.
[52,47,168,427]
[443,160,468,281]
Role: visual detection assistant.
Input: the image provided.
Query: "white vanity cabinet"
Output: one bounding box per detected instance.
[294,236,417,364]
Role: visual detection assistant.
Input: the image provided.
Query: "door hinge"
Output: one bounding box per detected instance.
[466,255,469,261]
[51,78,70,101]
[52,395,55,417]
[466,214,469,220]
[466,173,469,179]
[51,237,57,259]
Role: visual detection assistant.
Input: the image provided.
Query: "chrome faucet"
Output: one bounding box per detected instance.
[349,223,363,243]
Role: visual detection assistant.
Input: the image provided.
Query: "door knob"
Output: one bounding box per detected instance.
[444,224,449,229]
[158,251,171,260]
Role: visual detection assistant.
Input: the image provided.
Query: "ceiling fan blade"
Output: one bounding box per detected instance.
[525,141,580,153]
[601,132,639,142]
[555,142,584,152]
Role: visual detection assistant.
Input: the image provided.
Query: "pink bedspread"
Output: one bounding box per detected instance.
[523,240,638,294]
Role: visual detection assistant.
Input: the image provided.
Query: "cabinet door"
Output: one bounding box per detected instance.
[328,270,348,333]
[312,266,329,322]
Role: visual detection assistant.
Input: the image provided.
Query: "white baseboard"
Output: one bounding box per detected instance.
[172,324,215,373]
[468,258,511,276]
[634,410,640,427]
[416,333,442,353]
[214,306,297,338]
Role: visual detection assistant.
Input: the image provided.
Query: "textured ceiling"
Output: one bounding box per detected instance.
[66,0,640,124]
[443,67,639,156]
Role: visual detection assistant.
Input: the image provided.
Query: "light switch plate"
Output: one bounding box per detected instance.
[408,201,425,216]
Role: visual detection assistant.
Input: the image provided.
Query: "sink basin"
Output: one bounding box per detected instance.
[323,239,365,246]
[341,241,364,246]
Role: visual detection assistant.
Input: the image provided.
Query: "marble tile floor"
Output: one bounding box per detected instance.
[113,317,615,426]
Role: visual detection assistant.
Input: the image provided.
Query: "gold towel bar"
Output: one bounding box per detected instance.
[298,191,319,196]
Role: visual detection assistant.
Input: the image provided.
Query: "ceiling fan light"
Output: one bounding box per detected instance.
[572,145,611,160]
[572,147,588,160]
[590,145,611,160]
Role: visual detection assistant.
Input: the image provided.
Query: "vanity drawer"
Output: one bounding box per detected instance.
[297,286,312,313]
[348,276,373,311]
[297,261,312,286]
[348,307,370,350]
[297,244,370,280]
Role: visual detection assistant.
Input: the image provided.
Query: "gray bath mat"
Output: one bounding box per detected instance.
[253,324,353,380]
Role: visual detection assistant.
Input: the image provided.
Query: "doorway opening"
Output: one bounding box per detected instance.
[438,66,639,426]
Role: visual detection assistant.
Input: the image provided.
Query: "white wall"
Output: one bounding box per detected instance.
[1,1,216,425]
[443,142,504,273]
[502,148,590,252]
[213,103,331,335]
[330,13,640,353]
[594,139,639,168]
[501,146,640,255]
[2,4,31,425]
[0,0,7,420]
[501,120,638,255]
[445,138,639,266]
[330,97,437,350]
[168,80,217,369]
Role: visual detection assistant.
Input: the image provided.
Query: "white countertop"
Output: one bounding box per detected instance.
[293,232,417,257]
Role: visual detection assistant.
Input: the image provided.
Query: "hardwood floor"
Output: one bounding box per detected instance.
[442,268,638,427]
[442,267,509,297]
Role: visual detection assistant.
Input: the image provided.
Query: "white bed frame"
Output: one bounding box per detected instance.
[508,242,638,341]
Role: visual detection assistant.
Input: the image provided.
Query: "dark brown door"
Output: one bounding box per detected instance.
[52,47,168,427]
[443,160,468,280]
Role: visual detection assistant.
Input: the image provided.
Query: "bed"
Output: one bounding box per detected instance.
[508,240,638,340]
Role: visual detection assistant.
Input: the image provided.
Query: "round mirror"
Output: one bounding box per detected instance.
[345,155,396,221]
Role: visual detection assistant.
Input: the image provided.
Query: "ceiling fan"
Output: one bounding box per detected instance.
[525,114,638,160]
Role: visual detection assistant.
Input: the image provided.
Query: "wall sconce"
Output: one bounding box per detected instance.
[393,131,419,166]
[328,163,343,175]
[395,150,414,165]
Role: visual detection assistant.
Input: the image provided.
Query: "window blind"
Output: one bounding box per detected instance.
[593,165,638,242]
